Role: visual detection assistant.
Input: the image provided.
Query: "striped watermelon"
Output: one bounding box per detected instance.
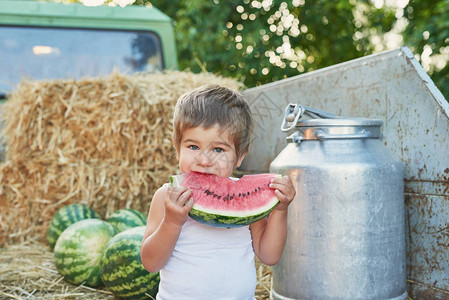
[106,209,147,233]
[47,203,101,250]
[54,219,117,287]
[100,226,160,299]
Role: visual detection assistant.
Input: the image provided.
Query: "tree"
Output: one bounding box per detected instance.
[402,0,449,100]
[74,0,448,99]
[146,0,397,88]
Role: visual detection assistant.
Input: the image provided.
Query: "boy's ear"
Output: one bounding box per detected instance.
[235,151,247,168]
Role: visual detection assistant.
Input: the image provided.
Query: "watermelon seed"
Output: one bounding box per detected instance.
[204,185,266,201]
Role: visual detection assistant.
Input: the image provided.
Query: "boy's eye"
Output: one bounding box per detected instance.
[189,145,199,150]
[213,147,224,153]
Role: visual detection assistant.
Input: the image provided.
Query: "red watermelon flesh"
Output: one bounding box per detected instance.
[170,172,280,228]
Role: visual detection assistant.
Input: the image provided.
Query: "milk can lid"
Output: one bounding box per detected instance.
[281,103,383,130]
[280,104,384,142]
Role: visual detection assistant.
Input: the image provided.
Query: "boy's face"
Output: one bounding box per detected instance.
[177,124,245,178]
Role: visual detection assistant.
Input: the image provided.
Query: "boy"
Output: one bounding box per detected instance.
[140,84,295,300]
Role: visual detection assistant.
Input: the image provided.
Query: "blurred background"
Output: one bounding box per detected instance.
[70,0,448,100]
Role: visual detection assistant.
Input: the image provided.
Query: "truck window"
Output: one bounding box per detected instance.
[0,25,164,95]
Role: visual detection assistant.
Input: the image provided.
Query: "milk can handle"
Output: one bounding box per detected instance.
[281,103,337,132]
[281,104,303,132]
[315,129,373,139]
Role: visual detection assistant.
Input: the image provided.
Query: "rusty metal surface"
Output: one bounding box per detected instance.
[241,47,449,298]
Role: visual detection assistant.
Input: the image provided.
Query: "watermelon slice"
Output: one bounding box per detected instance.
[170,172,280,228]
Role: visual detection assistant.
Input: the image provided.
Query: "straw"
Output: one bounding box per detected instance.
[0,242,114,299]
[0,70,244,246]
[0,241,272,299]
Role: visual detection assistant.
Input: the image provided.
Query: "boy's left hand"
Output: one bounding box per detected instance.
[269,175,295,211]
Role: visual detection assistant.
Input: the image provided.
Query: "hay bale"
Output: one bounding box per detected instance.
[0,70,244,246]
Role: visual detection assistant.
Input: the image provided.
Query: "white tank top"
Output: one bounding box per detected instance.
[156,217,257,300]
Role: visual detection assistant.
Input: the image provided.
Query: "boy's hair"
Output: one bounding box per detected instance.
[172,84,253,159]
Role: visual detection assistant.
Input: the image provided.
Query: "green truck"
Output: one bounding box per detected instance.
[0,0,178,99]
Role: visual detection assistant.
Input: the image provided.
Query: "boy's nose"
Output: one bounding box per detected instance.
[197,151,213,166]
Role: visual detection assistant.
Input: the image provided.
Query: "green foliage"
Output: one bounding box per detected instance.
[147,0,396,88]
[403,0,449,100]
[75,0,448,99]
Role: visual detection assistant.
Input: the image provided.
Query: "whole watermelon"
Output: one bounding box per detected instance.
[47,203,101,250]
[100,226,160,299]
[54,219,117,287]
[106,208,147,233]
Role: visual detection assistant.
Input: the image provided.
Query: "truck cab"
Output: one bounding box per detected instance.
[0,0,177,99]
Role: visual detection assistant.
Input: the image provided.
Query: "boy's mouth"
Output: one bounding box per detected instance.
[190,171,214,175]
[189,170,226,177]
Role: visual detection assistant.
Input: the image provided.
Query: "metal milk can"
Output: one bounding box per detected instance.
[269,104,407,300]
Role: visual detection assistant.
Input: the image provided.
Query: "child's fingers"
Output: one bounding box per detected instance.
[269,179,291,192]
[269,181,287,190]
[183,198,195,210]
[166,186,192,206]
[270,176,296,200]
[270,175,290,186]
[175,189,192,206]
[166,185,186,198]
[274,189,290,202]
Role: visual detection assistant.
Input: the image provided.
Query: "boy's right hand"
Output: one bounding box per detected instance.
[164,186,194,227]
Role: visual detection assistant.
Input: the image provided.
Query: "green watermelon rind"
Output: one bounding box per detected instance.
[106,208,147,233]
[189,201,278,228]
[54,219,117,287]
[46,203,101,250]
[170,173,280,228]
[100,226,160,299]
